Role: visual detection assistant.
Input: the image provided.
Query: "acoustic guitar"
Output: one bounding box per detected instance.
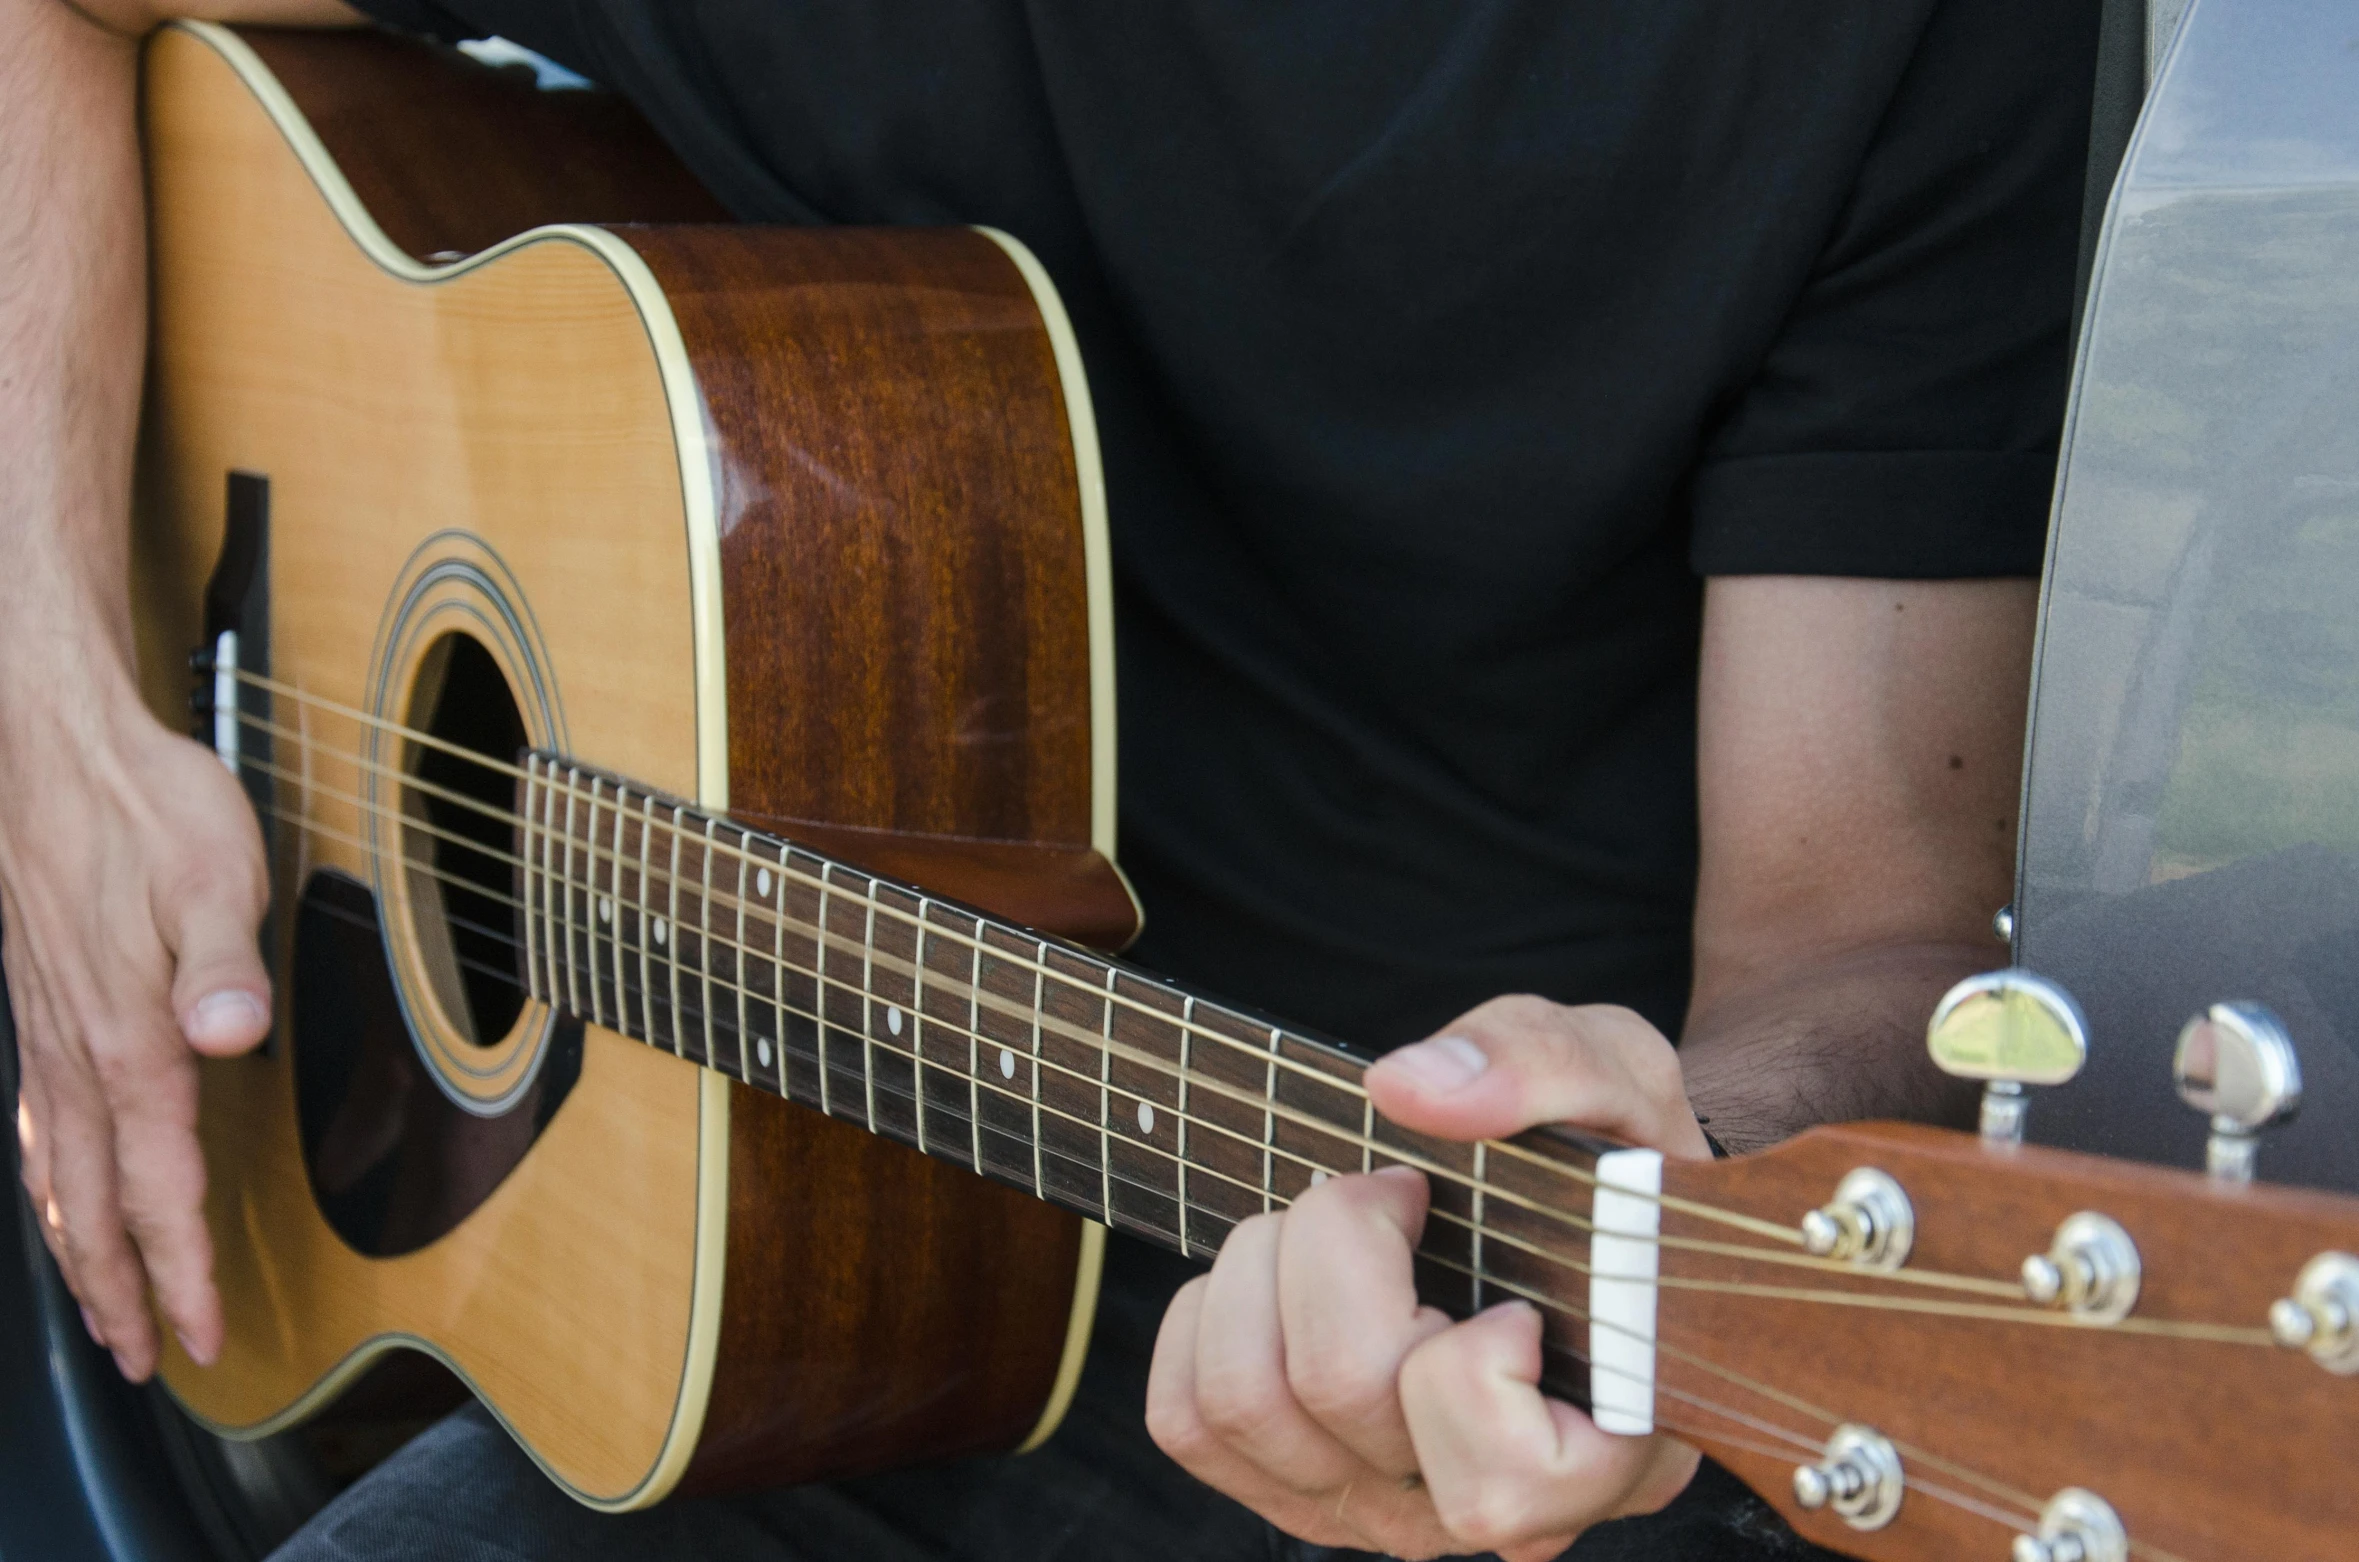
[131,23,2359,1561]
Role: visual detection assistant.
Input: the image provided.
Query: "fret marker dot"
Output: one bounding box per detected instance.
[653,917,668,946]
[887,1005,903,1036]
[756,867,773,897]
[1137,1101,1155,1136]
[598,897,612,924]
[999,1048,1016,1079]
[1310,1170,1329,1187]
[757,1038,773,1069]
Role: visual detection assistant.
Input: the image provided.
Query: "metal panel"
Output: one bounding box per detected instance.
[2020,0,2359,1191]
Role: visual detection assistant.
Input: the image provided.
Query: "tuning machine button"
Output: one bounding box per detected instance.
[2271,1251,2359,1373]
[2010,1487,2126,1562]
[2172,1001,2301,1183]
[1790,1423,1903,1531]
[1927,970,2088,1146]
[1798,1168,1914,1272]
[2018,1212,2140,1323]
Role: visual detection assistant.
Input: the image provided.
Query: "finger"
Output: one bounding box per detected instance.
[1147,1273,1362,1550]
[1401,1302,1699,1555]
[8,970,78,1288]
[41,1070,158,1379]
[1188,1214,1361,1494]
[1276,1166,1450,1475]
[1365,997,1708,1157]
[157,831,271,1058]
[101,1040,218,1366]
[17,1085,70,1283]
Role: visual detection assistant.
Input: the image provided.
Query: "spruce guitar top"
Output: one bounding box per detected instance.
[132,22,2359,1560]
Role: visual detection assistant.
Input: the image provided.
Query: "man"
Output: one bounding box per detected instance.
[0,0,2094,1558]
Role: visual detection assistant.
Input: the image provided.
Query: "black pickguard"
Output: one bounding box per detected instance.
[292,869,581,1257]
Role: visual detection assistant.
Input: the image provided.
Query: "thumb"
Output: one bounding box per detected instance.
[162,870,272,1058]
[1364,998,1706,1157]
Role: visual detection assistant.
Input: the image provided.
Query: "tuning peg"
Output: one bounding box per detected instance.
[2011,1488,2126,1562]
[2173,1002,2300,1183]
[1926,970,2088,1147]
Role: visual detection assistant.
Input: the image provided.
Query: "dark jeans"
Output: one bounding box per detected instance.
[270,1237,1827,1562]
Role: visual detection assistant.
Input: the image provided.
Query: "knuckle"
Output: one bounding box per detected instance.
[1284,1338,1394,1422]
[1143,1395,1214,1465]
[1433,1480,1535,1553]
[1193,1370,1294,1448]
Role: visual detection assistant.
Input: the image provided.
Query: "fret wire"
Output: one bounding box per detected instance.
[729,820,751,1084]
[1178,995,1194,1257]
[813,859,834,1115]
[914,898,932,1160]
[635,789,658,1052]
[1099,962,1117,1221]
[860,875,880,1135]
[1029,941,1048,1201]
[770,841,791,1096]
[607,780,629,1040]
[699,815,720,1075]
[1262,1027,1278,1213]
[594,778,613,1033]
[666,802,688,1059]
[1472,1142,1488,1312]
[966,915,984,1175]
[560,766,584,1022]
[1361,1091,1375,1175]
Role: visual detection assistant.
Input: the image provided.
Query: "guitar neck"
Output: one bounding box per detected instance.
[509,755,1609,1352]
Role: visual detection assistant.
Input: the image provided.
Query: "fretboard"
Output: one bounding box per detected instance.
[512,755,1603,1350]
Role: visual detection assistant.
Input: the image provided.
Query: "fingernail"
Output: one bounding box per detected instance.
[81,1304,103,1345]
[187,991,266,1048]
[176,1328,216,1367]
[1381,1034,1489,1093]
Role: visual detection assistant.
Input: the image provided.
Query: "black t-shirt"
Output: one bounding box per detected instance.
[360,0,2097,1046]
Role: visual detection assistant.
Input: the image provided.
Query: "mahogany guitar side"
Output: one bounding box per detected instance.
[134,23,1133,1505]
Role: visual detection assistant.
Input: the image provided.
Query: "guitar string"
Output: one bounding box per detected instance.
[298,889,2086,1547]
[253,789,2061,1305]
[230,698,1575,1123]
[275,816,1805,1292]
[284,867,2186,1556]
[264,800,2287,1361]
[225,698,2227,1554]
[226,682,1790,1239]
[253,797,2283,1349]
[228,717,1791,1247]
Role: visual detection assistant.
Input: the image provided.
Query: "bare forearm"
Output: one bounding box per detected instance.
[0,0,148,713]
[1677,939,1991,1154]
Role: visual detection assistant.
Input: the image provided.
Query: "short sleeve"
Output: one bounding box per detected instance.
[1689,0,2100,580]
[345,0,479,39]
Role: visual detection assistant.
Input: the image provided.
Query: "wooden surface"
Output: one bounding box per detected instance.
[237,27,726,262]
[627,221,1110,1489]
[140,23,1111,1504]
[1656,1122,2359,1561]
[138,24,711,1505]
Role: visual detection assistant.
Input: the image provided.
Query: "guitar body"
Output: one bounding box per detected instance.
[131,23,1132,1507]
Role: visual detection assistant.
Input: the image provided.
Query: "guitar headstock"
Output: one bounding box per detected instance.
[1650,1119,2359,1561]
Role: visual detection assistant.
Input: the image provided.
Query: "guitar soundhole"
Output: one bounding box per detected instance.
[399,632,527,1046]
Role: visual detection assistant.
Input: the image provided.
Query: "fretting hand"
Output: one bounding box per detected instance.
[1145,996,1709,1561]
